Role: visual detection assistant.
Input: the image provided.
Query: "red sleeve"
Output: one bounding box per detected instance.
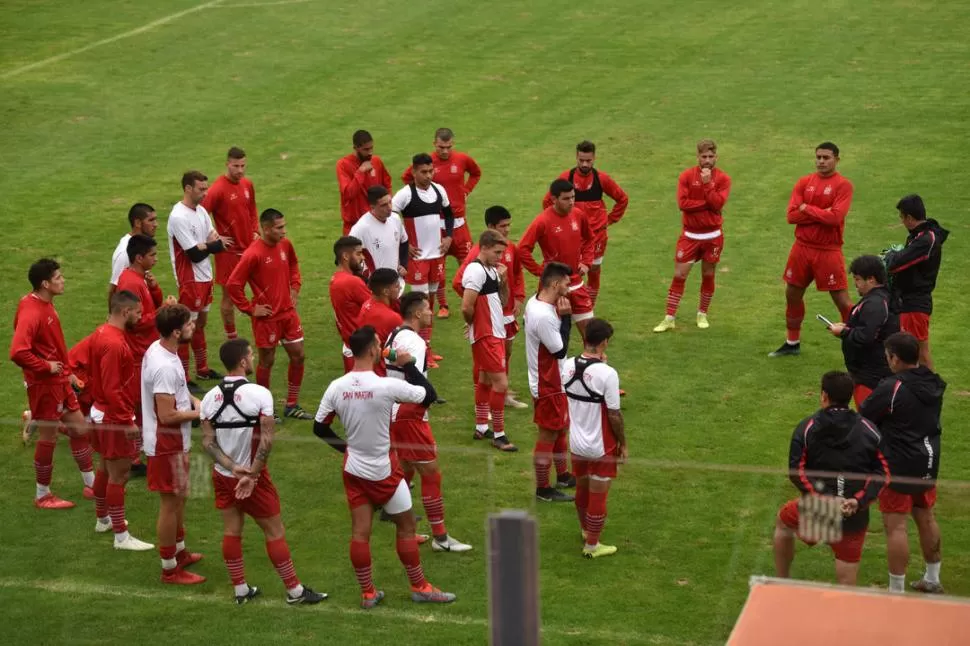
[401,166,414,186]
[355,280,372,309]
[804,179,853,226]
[379,160,392,192]
[249,182,259,239]
[601,172,629,224]
[704,172,731,212]
[135,283,160,334]
[511,245,525,301]
[464,155,482,194]
[541,191,553,209]
[226,251,255,315]
[517,218,544,277]
[337,159,367,224]
[579,213,595,266]
[786,177,814,224]
[9,311,50,374]
[677,170,707,212]
[149,282,163,308]
[68,335,91,375]
[200,182,220,216]
[102,341,134,421]
[288,242,302,292]
[452,246,476,296]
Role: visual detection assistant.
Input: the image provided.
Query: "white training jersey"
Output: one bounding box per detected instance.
[562,357,621,459]
[391,182,450,261]
[141,340,192,456]
[524,295,565,399]
[385,327,429,422]
[315,370,427,481]
[200,377,274,477]
[110,233,132,286]
[168,201,214,285]
[461,261,506,342]
[349,212,408,272]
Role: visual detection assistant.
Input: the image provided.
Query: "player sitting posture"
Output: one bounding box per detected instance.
[525,262,577,502]
[861,332,947,594]
[774,371,889,586]
[386,293,472,552]
[313,326,456,609]
[10,258,92,509]
[654,139,732,332]
[108,203,157,307]
[358,268,404,377]
[350,186,409,278]
[337,129,393,235]
[563,319,626,559]
[771,143,854,356]
[142,305,205,585]
[883,194,949,371]
[201,339,327,605]
[329,236,372,374]
[226,208,312,420]
[461,230,514,451]
[827,255,898,407]
[89,291,154,551]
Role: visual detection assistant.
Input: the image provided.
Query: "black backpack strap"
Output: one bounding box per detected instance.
[564,356,605,403]
[568,168,576,184]
[210,380,260,429]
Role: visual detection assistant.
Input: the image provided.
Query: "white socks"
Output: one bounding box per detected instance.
[234,583,250,597]
[889,574,906,593]
[287,584,304,599]
[81,471,95,488]
[36,484,50,499]
[114,530,131,544]
[161,557,177,571]
[924,561,941,584]
[476,423,488,432]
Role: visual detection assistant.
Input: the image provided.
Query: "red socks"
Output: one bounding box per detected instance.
[421,471,447,538]
[436,260,449,309]
[489,388,506,437]
[474,382,491,427]
[93,469,108,518]
[418,325,432,347]
[266,537,300,590]
[587,268,601,308]
[666,277,686,317]
[69,435,93,474]
[191,327,208,375]
[534,440,554,489]
[350,539,376,594]
[224,321,237,340]
[222,534,245,585]
[699,274,716,314]
[34,440,55,487]
[177,345,190,380]
[256,365,271,390]
[586,490,608,545]
[553,433,570,477]
[286,362,304,407]
[575,483,589,532]
[106,482,127,534]
[396,537,427,589]
[786,301,806,343]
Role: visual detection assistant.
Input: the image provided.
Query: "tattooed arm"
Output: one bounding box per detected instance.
[247,415,275,475]
[202,419,251,478]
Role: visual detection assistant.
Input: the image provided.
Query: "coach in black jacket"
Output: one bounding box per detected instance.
[828,255,899,407]
[860,332,946,595]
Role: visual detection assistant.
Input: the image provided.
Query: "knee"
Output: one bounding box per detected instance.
[259,353,275,369]
[289,349,306,365]
[493,374,509,392]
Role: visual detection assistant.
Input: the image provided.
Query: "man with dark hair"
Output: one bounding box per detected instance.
[774,371,889,586]
[401,128,482,318]
[10,259,91,509]
[519,179,595,339]
[392,153,455,367]
[542,141,628,308]
[313,325,456,609]
[329,236,371,374]
[861,332,947,594]
[141,304,204,585]
[563,318,625,559]
[337,130,392,235]
[654,139,732,332]
[525,261,576,498]
[202,146,260,341]
[350,185,409,277]
[168,170,227,392]
[883,194,949,371]
[771,142,854,357]
[201,338,327,605]
[359,268,404,376]
[226,209,312,420]
[109,203,157,306]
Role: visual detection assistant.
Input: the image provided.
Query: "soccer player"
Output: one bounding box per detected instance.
[401,128,481,318]
[773,371,889,586]
[525,262,576,502]
[542,141,628,308]
[226,208,312,420]
[653,139,732,332]
[883,194,949,371]
[313,325,456,609]
[861,332,947,594]
[201,338,327,605]
[142,304,205,585]
[519,179,595,340]
[108,203,157,307]
[168,170,227,392]
[359,268,404,376]
[329,236,372,374]
[393,153,455,364]
[461,230,515,451]
[563,318,626,559]
[89,290,154,551]
[10,258,91,509]
[386,292,472,552]
[337,130,393,235]
[770,142,854,357]
[349,185,409,277]
[202,147,260,341]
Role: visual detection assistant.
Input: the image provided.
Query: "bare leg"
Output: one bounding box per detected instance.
[773,519,795,578]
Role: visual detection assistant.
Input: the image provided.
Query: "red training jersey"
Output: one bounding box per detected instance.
[329,270,371,346]
[542,168,628,232]
[89,324,137,424]
[201,175,259,256]
[454,242,525,317]
[401,151,481,218]
[517,206,594,285]
[677,166,731,235]
[337,154,393,230]
[68,333,93,387]
[786,172,853,250]
[10,293,70,387]
[226,238,301,320]
[358,297,403,377]
[116,267,163,362]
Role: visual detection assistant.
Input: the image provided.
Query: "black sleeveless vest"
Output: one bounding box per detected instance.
[401,183,443,219]
[568,168,603,202]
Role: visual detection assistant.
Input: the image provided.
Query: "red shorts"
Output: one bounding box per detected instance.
[342,464,405,510]
[879,486,937,514]
[853,384,873,409]
[572,452,617,480]
[147,453,191,496]
[178,281,214,313]
[444,224,473,262]
[589,230,608,265]
[778,499,866,563]
[213,469,281,518]
[900,312,931,342]
[390,418,437,463]
[27,382,80,422]
[783,243,847,291]
[472,336,506,374]
[676,233,724,265]
[568,284,594,321]
[406,258,444,288]
[504,320,519,341]
[252,310,304,349]
[94,422,137,461]
[533,393,569,431]
[342,354,354,374]
[214,253,242,286]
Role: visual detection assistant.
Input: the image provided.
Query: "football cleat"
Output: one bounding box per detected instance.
[505,394,529,409]
[82,486,95,500]
[197,369,223,380]
[286,586,328,605]
[696,312,710,329]
[176,550,204,568]
[769,342,801,357]
[114,534,155,551]
[911,579,945,594]
[473,428,494,441]
[431,535,473,553]
[235,586,261,605]
[186,380,204,395]
[582,544,618,559]
[556,473,577,489]
[653,317,676,333]
[360,590,385,610]
[536,487,574,503]
[436,306,450,319]
[162,569,206,585]
[492,435,518,452]
[411,584,456,604]
[283,405,313,420]
[95,517,113,533]
[34,494,74,510]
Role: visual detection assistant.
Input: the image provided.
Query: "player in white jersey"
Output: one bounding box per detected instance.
[562,319,626,559]
[350,185,409,278]
[201,339,327,606]
[313,325,456,609]
[108,203,158,308]
[140,304,205,585]
[387,292,472,552]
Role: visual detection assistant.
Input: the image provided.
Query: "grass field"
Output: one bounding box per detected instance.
[2,0,970,644]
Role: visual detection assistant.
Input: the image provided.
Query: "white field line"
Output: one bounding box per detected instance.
[211,0,311,7]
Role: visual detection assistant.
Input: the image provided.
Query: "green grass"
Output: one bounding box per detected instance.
[2,0,970,643]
